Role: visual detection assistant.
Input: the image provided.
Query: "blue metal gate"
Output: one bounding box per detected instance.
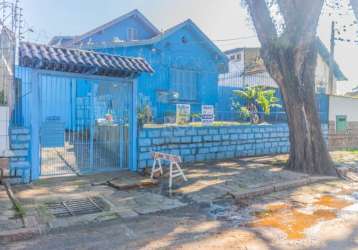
[38,74,132,176]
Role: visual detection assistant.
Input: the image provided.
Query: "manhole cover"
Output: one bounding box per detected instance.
[45,197,107,218]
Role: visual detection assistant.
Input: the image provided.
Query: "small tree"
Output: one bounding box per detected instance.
[232,86,281,123]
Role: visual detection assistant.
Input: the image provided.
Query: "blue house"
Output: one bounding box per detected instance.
[50,9,228,122]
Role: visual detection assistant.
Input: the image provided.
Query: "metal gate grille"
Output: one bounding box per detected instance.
[39,74,132,176]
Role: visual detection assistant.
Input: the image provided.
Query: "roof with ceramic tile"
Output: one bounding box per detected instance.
[19,42,154,77]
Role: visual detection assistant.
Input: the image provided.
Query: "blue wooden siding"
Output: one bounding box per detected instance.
[78,16,157,45]
[95,25,223,122]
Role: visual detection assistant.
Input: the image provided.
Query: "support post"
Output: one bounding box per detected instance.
[329,21,336,95]
[130,79,138,171]
[30,71,40,180]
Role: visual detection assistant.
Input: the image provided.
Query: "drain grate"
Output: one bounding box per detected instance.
[45,197,107,218]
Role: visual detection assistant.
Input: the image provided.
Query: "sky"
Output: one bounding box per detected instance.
[18,0,358,93]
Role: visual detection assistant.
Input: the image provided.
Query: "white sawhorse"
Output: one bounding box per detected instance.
[151,152,188,194]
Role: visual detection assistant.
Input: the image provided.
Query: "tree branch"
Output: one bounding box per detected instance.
[245,0,278,47]
[351,0,358,22]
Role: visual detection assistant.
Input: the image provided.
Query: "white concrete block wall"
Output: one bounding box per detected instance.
[0,106,9,156]
[329,95,358,122]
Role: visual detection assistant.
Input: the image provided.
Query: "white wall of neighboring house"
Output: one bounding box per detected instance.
[227,50,245,73]
[315,54,336,95]
[0,106,9,156]
[329,95,358,122]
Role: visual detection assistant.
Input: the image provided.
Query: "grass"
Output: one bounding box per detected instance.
[144,121,263,128]
[13,200,26,218]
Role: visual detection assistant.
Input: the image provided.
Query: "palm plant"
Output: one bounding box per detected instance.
[232,86,281,123]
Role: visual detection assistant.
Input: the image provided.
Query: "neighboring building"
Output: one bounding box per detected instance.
[50,9,228,122]
[328,95,358,150]
[221,39,347,94]
[0,28,15,156]
[346,86,358,97]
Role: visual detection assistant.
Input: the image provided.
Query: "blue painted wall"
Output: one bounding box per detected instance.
[94,24,226,122]
[73,15,158,46]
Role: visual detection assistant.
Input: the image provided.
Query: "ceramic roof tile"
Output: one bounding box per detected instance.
[19,42,154,77]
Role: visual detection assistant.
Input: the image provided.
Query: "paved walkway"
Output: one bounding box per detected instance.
[0,185,23,231]
[4,179,358,250]
[1,151,358,246]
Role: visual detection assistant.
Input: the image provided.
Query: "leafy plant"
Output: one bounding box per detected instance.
[232,86,281,123]
[137,104,153,128]
[137,95,153,128]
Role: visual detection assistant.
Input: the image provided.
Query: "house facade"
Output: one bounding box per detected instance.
[50,10,228,123]
[222,40,347,94]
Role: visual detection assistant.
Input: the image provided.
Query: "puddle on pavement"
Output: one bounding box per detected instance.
[249,204,336,239]
[315,195,353,209]
[249,195,353,240]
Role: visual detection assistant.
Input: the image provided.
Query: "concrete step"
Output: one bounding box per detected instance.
[10,128,30,135]
[10,161,31,170]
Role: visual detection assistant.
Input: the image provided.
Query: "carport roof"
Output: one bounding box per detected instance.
[19,42,154,77]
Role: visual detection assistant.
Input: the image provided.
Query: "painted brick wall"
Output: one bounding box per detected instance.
[138,124,329,169]
[9,127,31,183]
[328,121,358,150]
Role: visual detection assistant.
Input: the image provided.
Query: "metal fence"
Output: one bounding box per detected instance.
[217,72,329,124]
[13,68,133,177]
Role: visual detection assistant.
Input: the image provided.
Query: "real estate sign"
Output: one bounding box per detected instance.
[201,105,215,125]
[176,104,191,124]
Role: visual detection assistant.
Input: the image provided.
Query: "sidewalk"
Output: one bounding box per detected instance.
[1,152,356,243]
[0,185,23,231]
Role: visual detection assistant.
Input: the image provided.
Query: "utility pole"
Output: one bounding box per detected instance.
[328,21,335,95]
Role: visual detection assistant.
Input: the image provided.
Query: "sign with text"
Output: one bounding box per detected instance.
[176,104,191,124]
[201,105,215,125]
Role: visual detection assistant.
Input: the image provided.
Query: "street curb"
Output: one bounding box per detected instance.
[0,227,40,243]
[231,176,339,200]
[0,181,42,244]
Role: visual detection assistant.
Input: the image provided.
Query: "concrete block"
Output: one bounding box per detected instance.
[152,138,165,145]
[230,134,239,140]
[180,149,191,155]
[140,152,151,161]
[16,135,31,142]
[198,129,208,135]
[186,128,197,136]
[203,135,212,142]
[192,136,202,143]
[173,129,186,137]
[12,150,28,157]
[213,135,221,141]
[11,143,29,150]
[10,128,30,135]
[161,130,173,137]
[181,136,192,143]
[222,134,230,140]
[247,133,254,139]
[209,129,218,135]
[139,138,151,147]
[139,130,146,138]
[148,130,161,138]
[196,154,206,161]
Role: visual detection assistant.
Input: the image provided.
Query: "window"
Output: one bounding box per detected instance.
[127,28,138,41]
[236,53,242,61]
[170,69,198,101]
[230,55,236,60]
[336,115,348,133]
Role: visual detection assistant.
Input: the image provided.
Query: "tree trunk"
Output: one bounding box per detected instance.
[262,41,337,176]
